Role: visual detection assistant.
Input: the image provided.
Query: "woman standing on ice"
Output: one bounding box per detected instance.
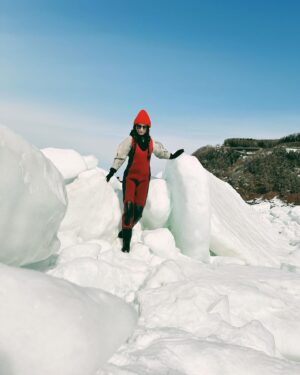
[106,109,184,253]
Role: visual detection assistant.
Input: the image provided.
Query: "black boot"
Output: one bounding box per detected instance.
[119,205,143,239]
[133,205,144,226]
[119,201,133,240]
[122,228,132,253]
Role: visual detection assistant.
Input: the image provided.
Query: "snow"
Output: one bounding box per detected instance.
[138,261,300,359]
[41,147,98,182]
[209,173,291,266]
[142,178,171,229]
[142,228,180,259]
[1,125,300,374]
[251,198,300,249]
[0,125,67,266]
[49,244,151,301]
[0,263,137,375]
[164,154,211,261]
[99,330,300,375]
[59,168,122,243]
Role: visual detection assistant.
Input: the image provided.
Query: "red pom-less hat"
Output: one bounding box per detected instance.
[133,109,151,127]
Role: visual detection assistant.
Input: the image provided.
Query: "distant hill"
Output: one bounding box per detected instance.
[192,133,300,204]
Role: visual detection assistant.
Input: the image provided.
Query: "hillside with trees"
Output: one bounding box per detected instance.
[193,133,300,204]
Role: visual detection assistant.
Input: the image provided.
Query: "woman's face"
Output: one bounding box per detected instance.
[136,124,148,136]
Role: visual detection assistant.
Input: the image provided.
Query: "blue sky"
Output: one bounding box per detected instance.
[1,0,299,173]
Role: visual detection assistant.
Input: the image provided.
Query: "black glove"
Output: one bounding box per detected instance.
[106,168,117,182]
[170,149,184,159]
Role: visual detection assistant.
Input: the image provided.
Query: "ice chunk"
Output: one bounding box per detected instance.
[83,154,98,170]
[56,242,103,264]
[0,125,67,266]
[142,228,179,259]
[103,329,300,375]
[50,245,151,300]
[59,169,121,243]
[138,262,300,361]
[208,172,291,266]
[164,154,210,261]
[41,147,98,181]
[142,178,171,229]
[0,263,137,375]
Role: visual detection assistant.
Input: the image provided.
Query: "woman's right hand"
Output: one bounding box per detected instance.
[106,168,117,182]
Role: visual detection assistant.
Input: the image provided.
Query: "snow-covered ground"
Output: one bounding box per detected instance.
[0,125,299,374]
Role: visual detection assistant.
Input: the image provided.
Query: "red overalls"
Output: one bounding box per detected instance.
[122,137,153,229]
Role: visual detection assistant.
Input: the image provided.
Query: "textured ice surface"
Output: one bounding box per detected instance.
[164,154,211,261]
[3,140,299,374]
[41,147,98,182]
[59,168,121,243]
[0,125,67,266]
[142,178,171,229]
[0,263,137,375]
[209,172,291,266]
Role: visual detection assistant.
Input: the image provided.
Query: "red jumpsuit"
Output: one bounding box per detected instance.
[122,137,153,229]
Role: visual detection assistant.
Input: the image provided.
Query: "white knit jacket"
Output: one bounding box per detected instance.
[112,136,171,171]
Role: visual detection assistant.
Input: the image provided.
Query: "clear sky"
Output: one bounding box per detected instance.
[1,0,299,173]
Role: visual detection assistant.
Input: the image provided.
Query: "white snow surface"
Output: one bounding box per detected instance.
[41,147,98,182]
[141,178,171,229]
[1,130,300,374]
[47,150,300,374]
[59,168,122,243]
[0,125,67,266]
[0,263,137,375]
[163,154,211,261]
[209,172,291,266]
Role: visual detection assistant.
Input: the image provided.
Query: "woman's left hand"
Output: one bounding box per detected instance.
[170,149,184,159]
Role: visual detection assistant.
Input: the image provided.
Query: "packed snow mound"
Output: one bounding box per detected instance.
[49,241,152,300]
[0,125,67,266]
[38,145,300,373]
[41,147,98,182]
[138,260,300,361]
[59,168,121,243]
[142,228,180,259]
[0,263,137,375]
[99,328,300,375]
[88,242,300,374]
[209,172,291,266]
[164,154,211,261]
[142,178,171,229]
[251,198,300,250]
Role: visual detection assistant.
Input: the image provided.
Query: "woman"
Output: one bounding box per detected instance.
[106,109,184,252]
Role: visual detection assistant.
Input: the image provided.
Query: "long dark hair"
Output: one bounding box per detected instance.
[130,126,151,151]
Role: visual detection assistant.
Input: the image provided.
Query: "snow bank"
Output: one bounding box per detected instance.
[142,178,171,229]
[40,146,300,374]
[3,140,296,374]
[0,125,67,266]
[50,235,300,372]
[59,168,121,243]
[100,328,300,375]
[251,198,300,250]
[164,154,210,261]
[41,147,98,182]
[209,173,291,266]
[49,243,152,301]
[0,263,137,375]
[137,259,300,361]
[142,228,180,259]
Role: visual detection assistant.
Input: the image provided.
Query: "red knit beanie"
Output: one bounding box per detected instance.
[133,109,151,127]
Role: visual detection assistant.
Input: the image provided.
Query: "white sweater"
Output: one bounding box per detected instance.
[112,136,171,171]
